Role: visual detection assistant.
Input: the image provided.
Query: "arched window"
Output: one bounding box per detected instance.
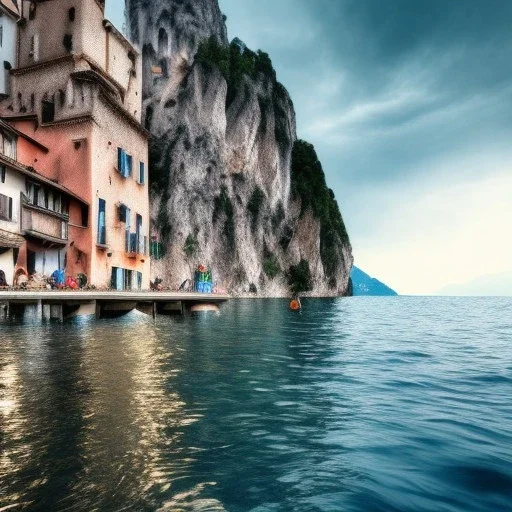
[158,28,168,56]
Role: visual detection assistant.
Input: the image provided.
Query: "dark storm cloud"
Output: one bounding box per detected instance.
[220,0,512,190]
[301,0,512,90]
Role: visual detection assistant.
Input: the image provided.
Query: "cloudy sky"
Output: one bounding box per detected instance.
[106,0,512,295]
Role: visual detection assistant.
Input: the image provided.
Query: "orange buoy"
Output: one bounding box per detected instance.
[289,299,301,311]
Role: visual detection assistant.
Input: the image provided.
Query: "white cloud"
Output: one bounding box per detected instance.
[352,168,512,295]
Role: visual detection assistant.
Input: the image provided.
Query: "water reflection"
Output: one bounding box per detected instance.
[1,298,511,512]
[0,322,89,510]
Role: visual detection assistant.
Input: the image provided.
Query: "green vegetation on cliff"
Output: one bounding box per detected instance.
[213,185,236,251]
[247,186,265,233]
[195,37,281,107]
[287,259,313,294]
[183,233,198,258]
[291,140,350,283]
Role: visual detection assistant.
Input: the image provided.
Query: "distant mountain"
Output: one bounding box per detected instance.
[438,271,512,296]
[350,267,398,296]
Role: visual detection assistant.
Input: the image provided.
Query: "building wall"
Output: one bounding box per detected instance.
[19,0,92,67]
[0,249,16,284]
[0,165,24,232]
[9,60,97,122]
[10,119,93,280]
[78,0,106,65]
[0,9,17,96]
[106,30,142,122]
[89,99,150,289]
[0,161,23,285]
[7,0,149,289]
[17,0,140,118]
[34,247,64,275]
[12,118,92,203]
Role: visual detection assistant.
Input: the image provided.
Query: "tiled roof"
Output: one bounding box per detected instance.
[0,228,24,249]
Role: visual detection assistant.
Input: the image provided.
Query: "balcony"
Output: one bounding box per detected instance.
[21,200,68,247]
[125,231,147,258]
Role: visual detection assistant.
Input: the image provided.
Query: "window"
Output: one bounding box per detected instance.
[0,24,3,48]
[3,134,16,159]
[68,7,76,21]
[0,165,5,183]
[138,162,145,184]
[97,198,106,245]
[136,214,143,254]
[42,100,55,123]
[110,267,134,291]
[117,148,133,178]
[81,204,89,227]
[28,183,41,206]
[117,203,128,223]
[124,206,131,252]
[111,267,124,290]
[29,34,39,61]
[29,3,37,20]
[150,240,163,260]
[0,193,13,222]
[125,270,133,291]
[63,34,73,53]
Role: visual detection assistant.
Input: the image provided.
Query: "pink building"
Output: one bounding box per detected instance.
[1,118,88,286]
[0,0,150,289]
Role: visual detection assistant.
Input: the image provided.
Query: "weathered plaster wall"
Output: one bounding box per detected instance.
[10,120,93,279]
[0,165,24,231]
[8,60,93,120]
[19,0,94,67]
[11,119,93,203]
[89,100,149,288]
[0,250,15,284]
[0,9,17,96]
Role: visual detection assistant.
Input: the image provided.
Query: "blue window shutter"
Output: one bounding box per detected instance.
[121,149,126,178]
[98,198,106,244]
[139,162,145,184]
[116,268,124,291]
[126,154,133,177]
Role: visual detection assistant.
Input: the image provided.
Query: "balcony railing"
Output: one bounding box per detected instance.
[125,231,147,257]
[21,200,69,245]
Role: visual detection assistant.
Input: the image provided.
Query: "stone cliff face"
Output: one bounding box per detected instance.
[126,0,353,296]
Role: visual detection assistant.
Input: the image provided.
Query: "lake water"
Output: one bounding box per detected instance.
[1,297,511,512]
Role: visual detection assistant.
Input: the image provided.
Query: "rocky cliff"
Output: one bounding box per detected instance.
[126,0,353,296]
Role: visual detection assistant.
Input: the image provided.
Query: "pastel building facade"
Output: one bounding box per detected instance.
[1,119,87,285]
[0,0,19,98]
[0,0,150,289]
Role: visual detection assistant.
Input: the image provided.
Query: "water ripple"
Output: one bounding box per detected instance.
[0,297,511,511]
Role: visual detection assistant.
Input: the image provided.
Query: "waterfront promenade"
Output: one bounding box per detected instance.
[0,290,230,320]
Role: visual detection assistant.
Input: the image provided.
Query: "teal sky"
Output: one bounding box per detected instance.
[106,0,512,295]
